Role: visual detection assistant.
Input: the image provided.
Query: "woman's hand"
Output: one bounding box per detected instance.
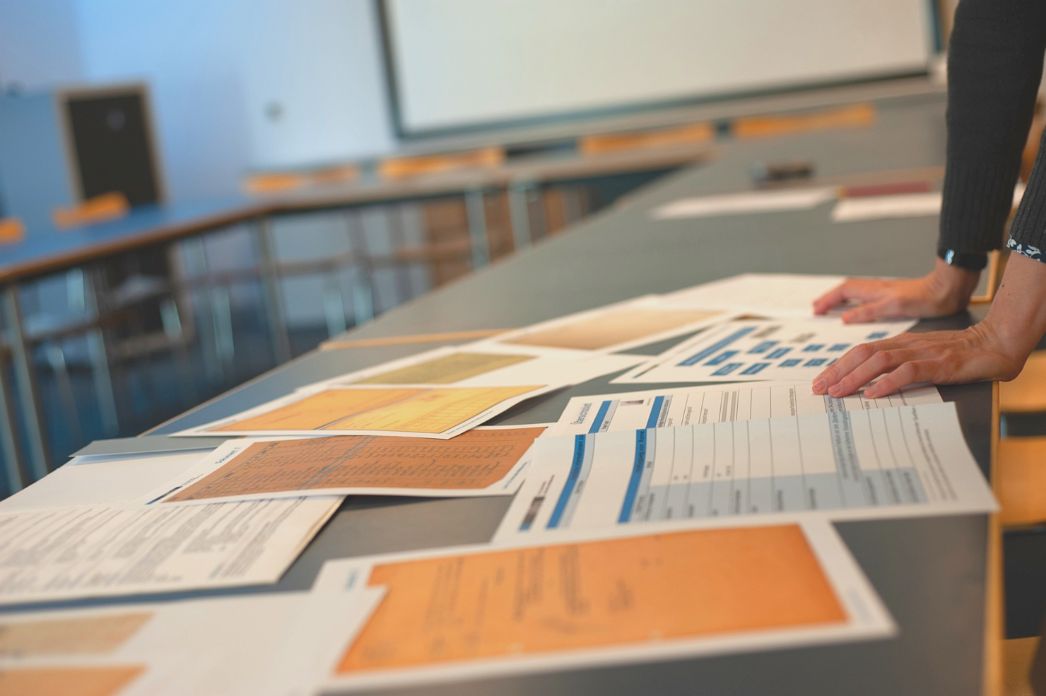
[812,259,981,323]
[812,253,1046,398]
[810,323,1025,398]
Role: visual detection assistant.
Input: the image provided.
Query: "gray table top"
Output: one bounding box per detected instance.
[47,89,993,695]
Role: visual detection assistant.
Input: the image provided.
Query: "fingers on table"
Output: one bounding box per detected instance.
[812,279,879,315]
[812,339,898,396]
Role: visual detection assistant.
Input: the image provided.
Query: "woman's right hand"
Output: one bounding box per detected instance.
[811,259,982,323]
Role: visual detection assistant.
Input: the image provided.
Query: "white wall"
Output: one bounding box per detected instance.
[74,0,395,200]
[0,0,84,89]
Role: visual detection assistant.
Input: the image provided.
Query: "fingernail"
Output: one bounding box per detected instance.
[812,379,825,394]
[828,385,844,397]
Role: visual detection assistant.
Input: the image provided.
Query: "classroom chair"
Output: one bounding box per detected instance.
[377,147,509,289]
[578,122,715,156]
[242,163,360,195]
[731,103,876,140]
[0,218,24,244]
[377,147,504,180]
[52,192,130,229]
[1004,636,1039,696]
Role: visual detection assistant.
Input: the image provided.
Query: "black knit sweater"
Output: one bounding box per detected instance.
[941,0,1046,261]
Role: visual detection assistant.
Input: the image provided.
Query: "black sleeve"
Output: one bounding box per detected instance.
[938,0,1046,254]
[1010,126,1046,262]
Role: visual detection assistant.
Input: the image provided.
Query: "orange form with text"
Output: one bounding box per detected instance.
[0,666,144,696]
[336,524,847,674]
[206,385,542,435]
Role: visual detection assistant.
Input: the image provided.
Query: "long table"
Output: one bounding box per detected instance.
[36,88,996,695]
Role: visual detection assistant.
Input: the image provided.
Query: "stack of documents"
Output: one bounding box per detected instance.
[0,271,999,694]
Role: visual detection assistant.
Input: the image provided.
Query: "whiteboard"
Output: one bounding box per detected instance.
[382,0,934,134]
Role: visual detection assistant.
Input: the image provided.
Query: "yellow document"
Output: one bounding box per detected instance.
[203,385,543,437]
[163,426,545,503]
[506,306,722,351]
[353,352,534,385]
[0,612,150,658]
[0,666,144,696]
[336,525,846,674]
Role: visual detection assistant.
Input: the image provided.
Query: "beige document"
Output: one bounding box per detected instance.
[491,296,731,353]
[153,426,545,504]
[0,498,339,605]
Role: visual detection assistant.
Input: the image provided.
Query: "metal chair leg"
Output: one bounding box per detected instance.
[1,286,49,480]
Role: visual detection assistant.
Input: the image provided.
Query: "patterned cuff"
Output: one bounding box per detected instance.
[1007,236,1045,263]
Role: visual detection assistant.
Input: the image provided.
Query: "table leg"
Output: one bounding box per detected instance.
[1,286,49,481]
[465,188,490,269]
[0,348,27,492]
[254,216,292,363]
[508,181,533,252]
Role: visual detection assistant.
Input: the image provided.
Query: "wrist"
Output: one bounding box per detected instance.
[927,259,980,309]
[967,318,1032,376]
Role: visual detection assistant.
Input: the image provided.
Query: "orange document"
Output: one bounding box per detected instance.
[164,427,545,503]
[336,525,846,674]
[0,612,150,657]
[202,385,542,436]
[353,352,534,385]
[0,666,144,696]
[505,306,722,351]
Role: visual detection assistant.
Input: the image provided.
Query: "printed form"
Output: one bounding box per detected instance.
[615,318,914,384]
[660,273,845,318]
[0,588,383,696]
[0,498,339,605]
[550,382,941,435]
[495,402,995,542]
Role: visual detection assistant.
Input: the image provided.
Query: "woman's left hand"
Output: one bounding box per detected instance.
[811,322,1026,398]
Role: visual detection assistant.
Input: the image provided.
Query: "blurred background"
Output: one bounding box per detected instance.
[0,0,955,493]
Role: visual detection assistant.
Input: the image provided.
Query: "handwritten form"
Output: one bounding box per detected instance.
[0,498,339,605]
[155,426,545,504]
[322,522,891,689]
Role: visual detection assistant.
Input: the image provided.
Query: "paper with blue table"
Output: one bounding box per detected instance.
[494,401,995,542]
[548,381,941,436]
[614,317,915,384]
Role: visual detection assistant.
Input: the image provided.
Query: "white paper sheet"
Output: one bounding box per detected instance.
[550,382,941,435]
[173,382,556,440]
[0,587,384,696]
[651,188,837,220]
[317,520,892,691]
[660,273,845,318]
[144,425,544,506]
[0,451,207,512]
[308,343,644,390]
[495,402,995,543]
[614,317,915,384]
[831,184,1025,223]
[0,498,339,605]
[488,295,736,354]
[830,192,941,222]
